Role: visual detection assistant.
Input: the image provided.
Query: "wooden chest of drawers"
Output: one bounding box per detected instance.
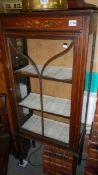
[43,144,73,175]
[85,140,98,175]
[85,98,98,175]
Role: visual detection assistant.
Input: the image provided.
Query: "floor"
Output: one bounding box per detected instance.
[8,143,45,175]
[8,142,86,175]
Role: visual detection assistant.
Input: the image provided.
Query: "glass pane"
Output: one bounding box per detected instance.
[8,37,74,145]
[81,33,94,133]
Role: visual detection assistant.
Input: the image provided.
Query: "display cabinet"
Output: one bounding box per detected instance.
[0,10,97,174]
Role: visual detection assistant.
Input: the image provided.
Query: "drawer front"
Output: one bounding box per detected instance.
[88,148,98,159]
[43,144,73,175]
[88,140,98,149]
[2,16,85,31]
[86,158,98,174]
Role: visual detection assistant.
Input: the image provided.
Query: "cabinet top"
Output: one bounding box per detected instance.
[0,9,98,17]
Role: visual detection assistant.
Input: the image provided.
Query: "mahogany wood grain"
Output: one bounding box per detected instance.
[68,0,97,9]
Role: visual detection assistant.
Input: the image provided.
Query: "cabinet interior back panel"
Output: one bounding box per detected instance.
[31,78,72,99]
[33,110,70,123]
[27,39,73,67]
[26,39,73,100]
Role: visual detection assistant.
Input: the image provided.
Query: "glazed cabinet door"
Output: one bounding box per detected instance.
[5,29,90,150]
[7,35,74,147]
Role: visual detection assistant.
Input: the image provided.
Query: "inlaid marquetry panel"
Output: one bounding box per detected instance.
[2,16,84,31]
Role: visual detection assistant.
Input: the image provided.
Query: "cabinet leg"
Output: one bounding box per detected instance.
[15,137,29,168]
[19,157,24,165]
[11,135,30,160]
[32,140,36,147]
[78,140,84,165]
[78,134,85,165]
[72,156,78,175]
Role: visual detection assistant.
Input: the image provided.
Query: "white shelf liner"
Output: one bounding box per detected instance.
[16,64,72,80]
[19,92,71,117]
[21,114,69,143]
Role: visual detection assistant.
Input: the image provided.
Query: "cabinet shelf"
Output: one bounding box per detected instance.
[21,114,69,144]
[15,65,72,83]
[19,92,71,117]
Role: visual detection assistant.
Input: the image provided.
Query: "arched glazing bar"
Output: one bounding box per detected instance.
[8,38,74,138]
